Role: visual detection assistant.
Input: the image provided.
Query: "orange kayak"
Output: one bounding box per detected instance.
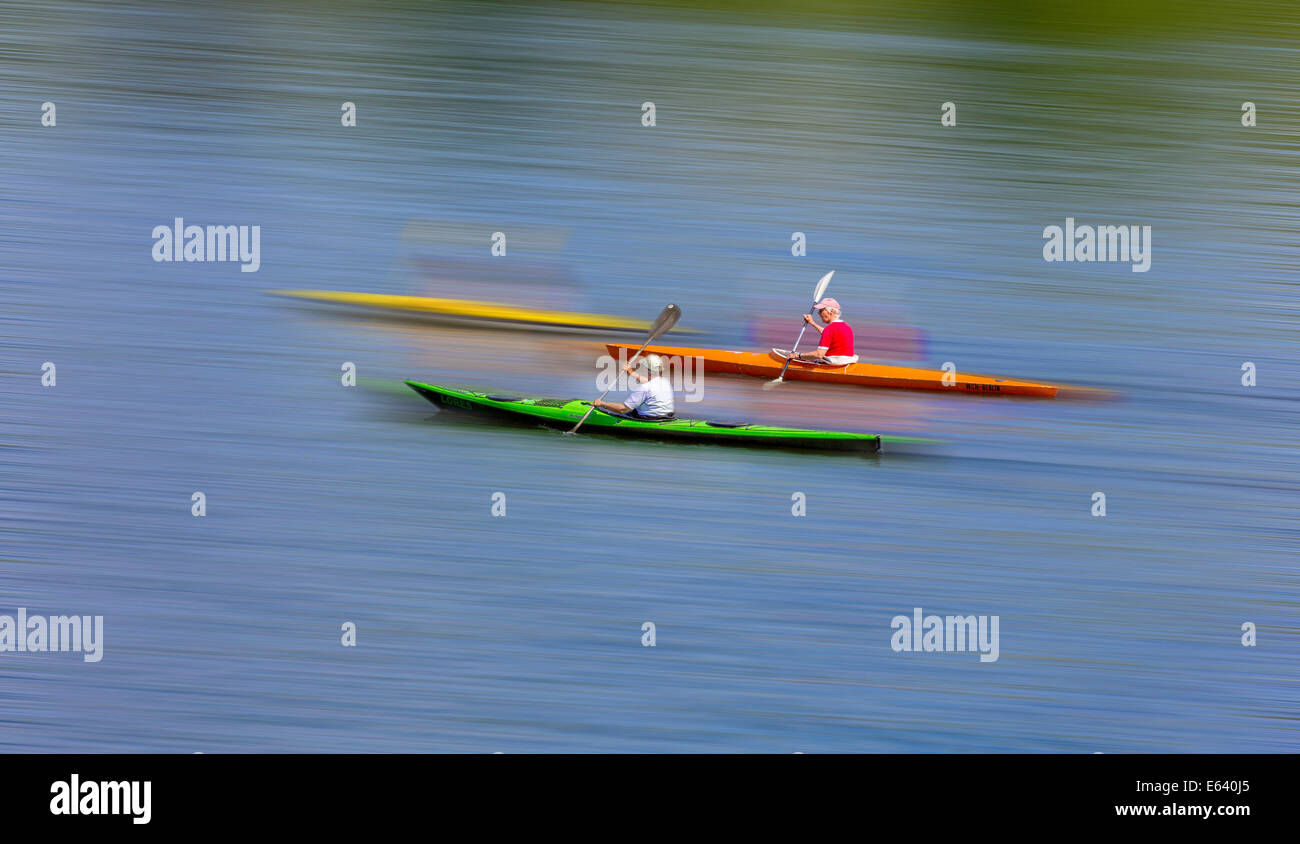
[604,343,1061,398]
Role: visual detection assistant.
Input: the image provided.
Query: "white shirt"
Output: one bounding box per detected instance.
[624,376,675,417]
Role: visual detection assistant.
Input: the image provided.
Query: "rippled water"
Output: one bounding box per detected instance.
[2,1,1296,752]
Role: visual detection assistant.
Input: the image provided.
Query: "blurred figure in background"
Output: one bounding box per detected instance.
[592,354,675,419]
[793,298,858,364]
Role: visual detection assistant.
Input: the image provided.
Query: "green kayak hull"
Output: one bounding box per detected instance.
[405,381,882,453]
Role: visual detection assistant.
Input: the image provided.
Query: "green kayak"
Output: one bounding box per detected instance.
[405,381,883,453]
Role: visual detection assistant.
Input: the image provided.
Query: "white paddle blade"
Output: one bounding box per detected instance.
[812,271,834,304]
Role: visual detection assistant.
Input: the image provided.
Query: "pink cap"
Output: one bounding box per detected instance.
[813,298,841,311]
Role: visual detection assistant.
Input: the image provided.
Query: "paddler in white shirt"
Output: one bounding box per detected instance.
[591,354,675,419]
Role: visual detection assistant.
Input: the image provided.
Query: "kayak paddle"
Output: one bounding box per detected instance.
[566,303,682,435]
[762,270,833,390]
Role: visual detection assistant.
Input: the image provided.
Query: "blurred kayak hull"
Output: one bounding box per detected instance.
[270,289,695,334]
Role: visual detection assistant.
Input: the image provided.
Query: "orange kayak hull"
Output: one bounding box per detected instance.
[604,344,1060,398]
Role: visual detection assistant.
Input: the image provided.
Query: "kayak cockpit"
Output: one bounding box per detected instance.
[594,408,677,423]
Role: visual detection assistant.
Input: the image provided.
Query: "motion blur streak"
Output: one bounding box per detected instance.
[2,0,1295,751]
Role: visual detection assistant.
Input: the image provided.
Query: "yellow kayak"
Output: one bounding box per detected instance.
[269,289,696,334]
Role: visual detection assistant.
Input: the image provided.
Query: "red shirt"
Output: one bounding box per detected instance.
[819,321,854,357]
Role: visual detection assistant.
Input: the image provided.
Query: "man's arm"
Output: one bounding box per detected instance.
[625,363,649,384]
[797,315,827,359]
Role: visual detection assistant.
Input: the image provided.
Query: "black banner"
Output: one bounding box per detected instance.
[0,754,1280,832]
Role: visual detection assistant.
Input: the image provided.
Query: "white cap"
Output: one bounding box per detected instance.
[642,354,665,374]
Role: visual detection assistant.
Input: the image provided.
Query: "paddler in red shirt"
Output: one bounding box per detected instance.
[792,298,858,364]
